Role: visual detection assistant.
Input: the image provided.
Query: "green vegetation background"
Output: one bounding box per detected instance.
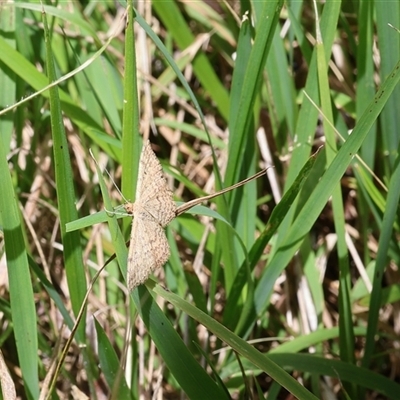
[0,1,399,399]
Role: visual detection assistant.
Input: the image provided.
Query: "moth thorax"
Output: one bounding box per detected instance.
[124,202,136,215]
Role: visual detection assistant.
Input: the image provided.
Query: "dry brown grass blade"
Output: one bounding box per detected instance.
[0,348,16,400]
[175,168,269,216]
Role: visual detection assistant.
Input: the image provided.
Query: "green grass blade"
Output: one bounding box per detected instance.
[121,2,141,216]
[215,14,255,295]
[269,326,367,355]
[226,11,257,254]
[362,156,400,367]
[375,5,400,168]
[0,5,38,399]
[0,134,39,400]
[315,11,356,396]
[0,2,16,147]
[357,1,377,168]
[43,5,87,337]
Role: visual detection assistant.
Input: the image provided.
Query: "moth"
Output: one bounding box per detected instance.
[125,140,267,290]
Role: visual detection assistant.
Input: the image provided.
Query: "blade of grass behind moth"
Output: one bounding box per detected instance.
[121,2,141,237]
[176,169,268,216]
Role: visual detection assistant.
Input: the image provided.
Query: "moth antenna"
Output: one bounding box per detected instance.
[103,165,129,204]
[89,148,130,204]
[175,168,269,216]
